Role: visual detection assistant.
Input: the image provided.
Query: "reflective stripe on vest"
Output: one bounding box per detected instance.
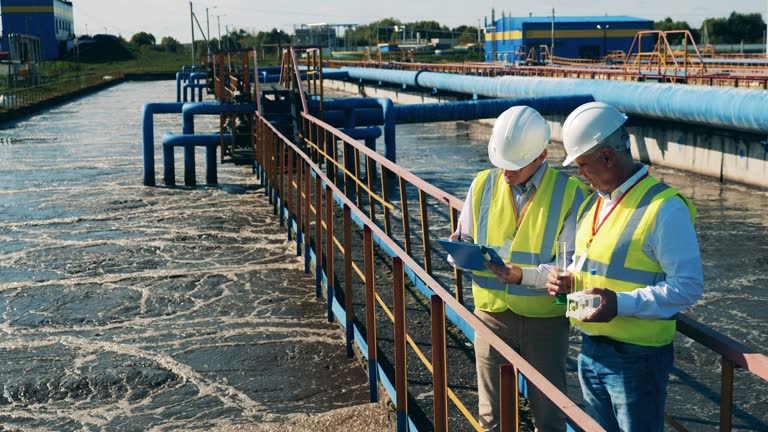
[476,169,569,262]
[573,176,694,346]
[580,183,670,286]
[471,274,548,296]
[471,167,576,314]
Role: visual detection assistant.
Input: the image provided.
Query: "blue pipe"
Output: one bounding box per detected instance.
[316,98,395,162]
[340,67,768,134]
[181,73,208,102]
[340,126,382,140]
[176,72,190,102]
[142,102,185,186]
[162,132,230,186]
[184,83,207,102]
[182,65,205,73]
[258,70,349,83]
[258,66,282,74]
[318,96,592,127]
[181,102,259,135]
[392,95,593,124]
[189,72,207,81]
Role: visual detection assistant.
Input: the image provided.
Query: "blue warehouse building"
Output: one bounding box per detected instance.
[1,0,75,60]
[485,15,654,63]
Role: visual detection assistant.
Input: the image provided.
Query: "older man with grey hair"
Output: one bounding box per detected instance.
[549,101,704,432]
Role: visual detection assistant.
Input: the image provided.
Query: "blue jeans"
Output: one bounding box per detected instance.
[578,334,673,432]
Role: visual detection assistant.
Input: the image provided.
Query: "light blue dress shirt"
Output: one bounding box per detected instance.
[594,164,704,319]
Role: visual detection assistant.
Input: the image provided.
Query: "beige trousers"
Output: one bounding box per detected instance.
[474,308,570,432]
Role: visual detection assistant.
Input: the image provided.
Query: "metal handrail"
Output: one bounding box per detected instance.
[249,46,768,430]
[0,72,123,111]
[325,58,767,88]
[290,107,767,432]
[254,112,604,431]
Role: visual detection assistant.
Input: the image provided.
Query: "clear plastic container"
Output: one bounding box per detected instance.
[566,269,601,320]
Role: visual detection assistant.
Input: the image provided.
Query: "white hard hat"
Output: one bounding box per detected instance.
[561,102,627,166]
[488,106,551,171]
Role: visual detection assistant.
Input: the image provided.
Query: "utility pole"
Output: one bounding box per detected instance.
[189,2,196,67]
[597,24,609,58]
[491,8,496,61]
[551,8,555,60]
[217,16,222,50]
[206,7,211,56]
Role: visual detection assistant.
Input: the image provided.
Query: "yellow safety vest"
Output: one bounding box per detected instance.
[470,166,585,317]
[572,175,696,346]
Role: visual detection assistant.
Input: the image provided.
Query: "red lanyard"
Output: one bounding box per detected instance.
[587,173,648,248]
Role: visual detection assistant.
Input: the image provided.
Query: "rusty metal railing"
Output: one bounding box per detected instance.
[304,113,768,430]
[623,30,706,82]
[248,46,768,430]
[671,315,768,431]
[299,114,467,303]
[254,111,604,431]
[286,106,768,431]
[325,58,768,89]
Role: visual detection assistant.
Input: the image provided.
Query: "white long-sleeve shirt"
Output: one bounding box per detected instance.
[453,162,583,289]
[589,165,704,319]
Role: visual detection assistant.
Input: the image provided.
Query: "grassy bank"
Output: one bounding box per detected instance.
[41,46,192,80]
[39,45,481,82]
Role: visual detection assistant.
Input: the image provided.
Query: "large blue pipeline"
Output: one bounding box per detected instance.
[314,95,592,163]
[339,67,768,135]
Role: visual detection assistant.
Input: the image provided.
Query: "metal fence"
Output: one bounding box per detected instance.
[0,73,124,111]
[249,102,768,430]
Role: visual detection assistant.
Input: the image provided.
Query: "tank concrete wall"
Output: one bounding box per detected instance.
[324,80,768,188]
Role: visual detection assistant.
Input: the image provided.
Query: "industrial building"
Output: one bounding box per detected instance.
[1,0,74,60]
[485,15,654,63]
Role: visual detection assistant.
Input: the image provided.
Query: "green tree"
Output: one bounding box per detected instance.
[159,36,182,52]
[255,28,292,47]
[654,17,700,44]
[130,31,155,46]
[702,12,766,43]
[453,25,481,45]
[371,18,403,43]
[194,40,209,55]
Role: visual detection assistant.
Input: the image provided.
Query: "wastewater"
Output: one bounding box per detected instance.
[0,81,391,431]
[0,80,765,431]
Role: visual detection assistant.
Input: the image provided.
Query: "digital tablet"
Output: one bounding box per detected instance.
[436,239,505,271]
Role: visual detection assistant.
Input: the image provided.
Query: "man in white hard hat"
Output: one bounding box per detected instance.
[450,105,586,432]
[548,101,703,431]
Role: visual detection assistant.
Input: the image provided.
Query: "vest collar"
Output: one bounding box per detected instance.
[597,163,648,202]
[512,161,548,194]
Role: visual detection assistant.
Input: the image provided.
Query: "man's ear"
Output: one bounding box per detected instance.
[601,148,614,166]
[538,149,548,163]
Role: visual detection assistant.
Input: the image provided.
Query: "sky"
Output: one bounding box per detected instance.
[69,0,767,43]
